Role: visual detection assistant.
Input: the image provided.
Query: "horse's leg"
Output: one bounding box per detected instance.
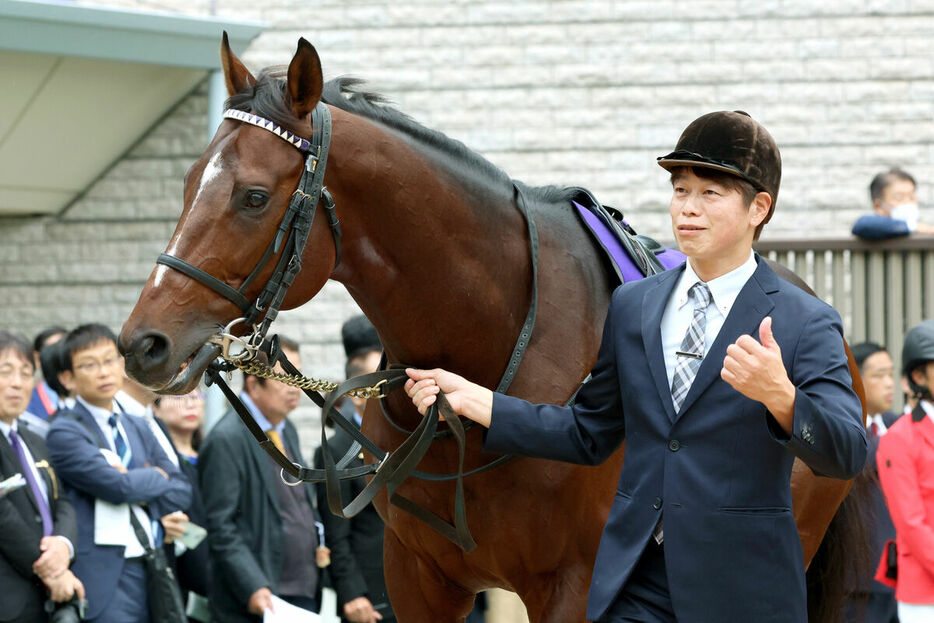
[383,529,477,623]
[518,565,591,623]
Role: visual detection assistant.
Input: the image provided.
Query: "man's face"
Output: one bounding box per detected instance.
[0,348,35,424]
[669,170,769,273]
[874,179,917,215]
[248,347,302,424]
[860,350,894,416]
[61,340,124,410]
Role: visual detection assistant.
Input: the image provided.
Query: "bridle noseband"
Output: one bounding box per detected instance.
[156,104,341,347]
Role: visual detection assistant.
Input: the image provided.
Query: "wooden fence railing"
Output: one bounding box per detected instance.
[754,235,934,408]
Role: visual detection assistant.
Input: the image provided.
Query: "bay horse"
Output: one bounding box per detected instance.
[119,36,868,622]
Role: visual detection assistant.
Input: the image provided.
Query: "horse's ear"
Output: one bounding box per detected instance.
[220,31,255,96]
[287,38,324,120]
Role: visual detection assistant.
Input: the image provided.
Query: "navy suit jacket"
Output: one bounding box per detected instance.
[46,401,192,621]
[485,256,867,623]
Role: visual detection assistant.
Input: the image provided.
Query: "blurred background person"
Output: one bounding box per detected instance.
[846,342,899,623]
[0,330,84,623]
[21,326,67,436]
[153,389,210,622]
[315,315,392,623]
[853,169,934,240]
[200,335,322,621]
[877,321,934,622]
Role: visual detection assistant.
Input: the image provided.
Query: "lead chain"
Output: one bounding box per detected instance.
[233,358,388,400]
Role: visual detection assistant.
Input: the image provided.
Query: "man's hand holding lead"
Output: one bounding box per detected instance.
[405,368,493,428]
[721,316,796,433]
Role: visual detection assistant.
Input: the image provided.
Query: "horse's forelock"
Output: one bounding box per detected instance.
[225,67,308,138]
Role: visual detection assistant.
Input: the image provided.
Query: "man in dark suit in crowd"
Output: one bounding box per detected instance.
[847,342,900,623]
[315,315,393,623]
[406,111,867,622]
[46,324,192,623]
[200,335,322,621]
[0,330,83,623]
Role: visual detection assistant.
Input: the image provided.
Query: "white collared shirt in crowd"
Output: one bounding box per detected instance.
[77,396,154,558]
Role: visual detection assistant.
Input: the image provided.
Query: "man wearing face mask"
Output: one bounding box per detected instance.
[852,168,934,240]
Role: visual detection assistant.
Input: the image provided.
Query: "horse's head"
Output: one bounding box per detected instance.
[119,35,336,393]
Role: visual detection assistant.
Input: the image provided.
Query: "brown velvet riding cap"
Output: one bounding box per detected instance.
[657,110,782,220]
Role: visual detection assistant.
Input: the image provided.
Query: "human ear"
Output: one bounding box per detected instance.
[749,191,772,228]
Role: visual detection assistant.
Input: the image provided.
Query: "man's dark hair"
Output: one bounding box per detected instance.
[33,326,66,354]
[62,324,117,372]
[342,315,381,360]
[243,335,300,388]
[869,168,916,203]
[850,342,887,372]
[668,166,764,239]
[0,330,35,370]
[40,340,69,398]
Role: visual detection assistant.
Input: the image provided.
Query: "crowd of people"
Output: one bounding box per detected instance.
[2,316,489,623]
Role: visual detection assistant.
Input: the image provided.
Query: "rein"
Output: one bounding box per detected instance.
[160,103,545,551]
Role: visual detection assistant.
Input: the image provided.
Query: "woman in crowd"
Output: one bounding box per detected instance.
[153,390,210,622]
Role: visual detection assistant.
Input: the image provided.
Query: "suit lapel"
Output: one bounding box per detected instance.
[0,431,42,515]
[675,257,778,419]
[641,268,682,422]
[245,426,281,512]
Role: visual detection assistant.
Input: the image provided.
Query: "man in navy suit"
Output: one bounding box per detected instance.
[47,324,192,623]
[406,111,868,622]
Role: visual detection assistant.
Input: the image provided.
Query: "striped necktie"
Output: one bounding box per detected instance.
[108,414,132,467]
[670,281,711,412]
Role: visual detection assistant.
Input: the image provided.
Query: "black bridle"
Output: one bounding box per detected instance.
[157,103,544,551]
[156,103,341,341]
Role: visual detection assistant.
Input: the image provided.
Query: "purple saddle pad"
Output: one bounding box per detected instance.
[573,201,684,284]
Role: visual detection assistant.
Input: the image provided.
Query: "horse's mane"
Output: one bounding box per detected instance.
[226,69,576,205]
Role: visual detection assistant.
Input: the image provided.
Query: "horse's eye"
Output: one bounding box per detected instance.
[244,191,268,209]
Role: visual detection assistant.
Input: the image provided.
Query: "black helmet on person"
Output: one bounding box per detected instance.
[902,319,934,397]
[657,110,782,229]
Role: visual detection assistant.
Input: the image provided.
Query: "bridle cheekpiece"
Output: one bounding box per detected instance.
[156,103,341,361]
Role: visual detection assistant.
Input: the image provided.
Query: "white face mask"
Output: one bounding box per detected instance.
[890,202,920,231]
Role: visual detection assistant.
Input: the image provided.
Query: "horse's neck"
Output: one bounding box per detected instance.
[327,111,529,388]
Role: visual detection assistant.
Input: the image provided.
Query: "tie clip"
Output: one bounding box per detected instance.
[676,350,703,360]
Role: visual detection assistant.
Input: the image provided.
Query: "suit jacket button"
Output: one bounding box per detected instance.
[653,497,662,510]
[668,439,681,452]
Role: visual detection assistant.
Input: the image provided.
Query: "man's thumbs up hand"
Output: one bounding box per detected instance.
[721,316,796,432]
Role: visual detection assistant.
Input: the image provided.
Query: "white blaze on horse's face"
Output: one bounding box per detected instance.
[193,151,225,207]
[153,151,226,289]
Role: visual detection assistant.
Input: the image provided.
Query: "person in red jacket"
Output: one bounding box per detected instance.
[877,319,934,622]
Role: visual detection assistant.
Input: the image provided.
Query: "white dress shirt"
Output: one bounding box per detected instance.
[77,396,154,557]
[659,252,758,392]
[115,391,179,468]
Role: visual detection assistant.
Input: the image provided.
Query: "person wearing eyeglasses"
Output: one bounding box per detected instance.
[0,330,84,623]
[46,324,191,623]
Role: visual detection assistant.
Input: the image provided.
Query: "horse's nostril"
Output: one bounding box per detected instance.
[130,331,171,369]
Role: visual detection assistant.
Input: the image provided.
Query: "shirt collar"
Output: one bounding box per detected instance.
[77,395,119,430]
[920,400,934,423]
[239,392,285,434]
[676,251,757,316]
[0,417,17,440]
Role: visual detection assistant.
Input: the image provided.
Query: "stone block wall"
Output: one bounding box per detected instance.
[6,1,934,454]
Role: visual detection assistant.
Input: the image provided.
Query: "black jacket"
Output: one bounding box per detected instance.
[0,422,78,623]
[314,418,394,621]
